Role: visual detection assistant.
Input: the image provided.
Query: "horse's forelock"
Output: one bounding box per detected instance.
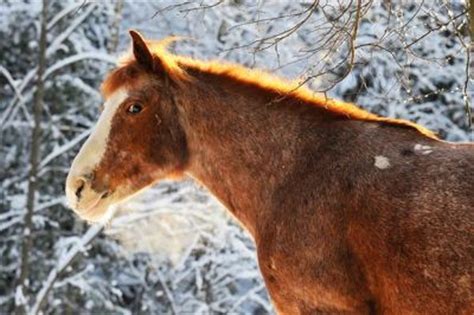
[101,64,141,99]
[101,55,188,101]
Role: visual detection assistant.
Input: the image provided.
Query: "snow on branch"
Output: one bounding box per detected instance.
[39,128,91,170]
[46,2,87,31]
[30,207,117,315]
[0,2,104,130]
[45,3,98,58]
[44,52,117,79]
[0,66,32,124]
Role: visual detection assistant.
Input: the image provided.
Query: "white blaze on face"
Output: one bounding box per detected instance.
[66,89,128,209]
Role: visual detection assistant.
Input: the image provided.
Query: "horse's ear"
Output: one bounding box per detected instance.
[129,30,154,71]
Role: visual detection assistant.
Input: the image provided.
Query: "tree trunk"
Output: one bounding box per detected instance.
[469,0,474,72]
[16,0,49,313]
[470,0,474,41]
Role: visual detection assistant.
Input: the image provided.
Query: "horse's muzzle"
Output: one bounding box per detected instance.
[65,172,110,220]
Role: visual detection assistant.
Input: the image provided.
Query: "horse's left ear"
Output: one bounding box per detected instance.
[129,30,155,71]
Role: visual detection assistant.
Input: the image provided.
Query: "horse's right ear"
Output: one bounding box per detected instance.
[129,30,154,71]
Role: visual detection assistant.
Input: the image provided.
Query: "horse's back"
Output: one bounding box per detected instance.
[258,120,474,314]
[347,124,474,314]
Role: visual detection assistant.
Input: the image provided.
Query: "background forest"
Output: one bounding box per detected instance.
[0,0,472,314]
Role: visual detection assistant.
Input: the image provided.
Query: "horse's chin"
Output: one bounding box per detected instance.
[74,202,112,223]
[71,185,148,223]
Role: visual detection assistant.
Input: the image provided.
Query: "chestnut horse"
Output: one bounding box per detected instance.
[66,31,473,314]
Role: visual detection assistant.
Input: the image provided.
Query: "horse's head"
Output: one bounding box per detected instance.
[66,31,188,222]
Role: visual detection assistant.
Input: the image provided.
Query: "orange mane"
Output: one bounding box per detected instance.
[103,38,438,140]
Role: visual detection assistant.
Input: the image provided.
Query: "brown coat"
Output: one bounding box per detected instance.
[71,31,474,314]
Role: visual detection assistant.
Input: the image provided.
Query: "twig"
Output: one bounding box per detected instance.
[404,10,467,49]
[30,223,106,315]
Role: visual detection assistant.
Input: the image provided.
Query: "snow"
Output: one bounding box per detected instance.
[44,52,117,80]
[31,221,109,315]
[14,286,27,309]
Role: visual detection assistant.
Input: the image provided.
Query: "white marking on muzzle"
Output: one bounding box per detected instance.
[66,89,128,209]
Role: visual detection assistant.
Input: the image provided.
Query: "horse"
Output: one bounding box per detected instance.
[66,30,474,314]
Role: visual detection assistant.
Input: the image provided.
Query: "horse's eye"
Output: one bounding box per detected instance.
[127,103,143,114]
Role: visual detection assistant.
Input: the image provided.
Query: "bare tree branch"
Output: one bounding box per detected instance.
[30,222,108,315]
[404,9,467,49]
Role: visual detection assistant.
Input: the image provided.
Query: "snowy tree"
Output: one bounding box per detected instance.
[1,1,118,313]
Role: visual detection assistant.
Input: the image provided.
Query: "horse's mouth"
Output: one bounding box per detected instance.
[101,190,111,199]
[72,190,114,222]
[78,202,108,222]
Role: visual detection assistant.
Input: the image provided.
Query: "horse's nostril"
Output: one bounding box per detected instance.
[75,179,86,199]
[101,191,110,199]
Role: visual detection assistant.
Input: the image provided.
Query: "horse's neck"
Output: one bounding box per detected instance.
[178,70,329,236]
